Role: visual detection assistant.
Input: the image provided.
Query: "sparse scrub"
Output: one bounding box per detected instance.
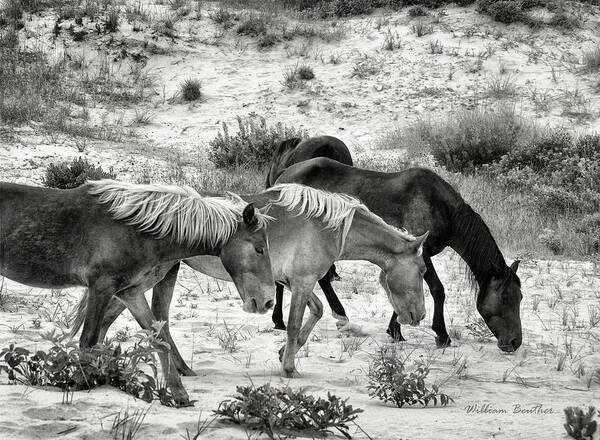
[180,77,202,101]
[408,5,428,16]
[209,7,237,28]
[381,29,401,51]
[581,47,600,73]
[208,115,308,169]
[236,13,269,37]
[366,345,452,408]
[411,21,433,37]
[429,39,443,54]
[351,55,381,78]
[111,406,150,440]
[215,383,363,439]
[486,72,516,98]
[43,157,115,189]
[283,63,314,88]
[104,6,120,32]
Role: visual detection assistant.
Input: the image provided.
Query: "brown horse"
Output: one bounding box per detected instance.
[0,180,274,405]
[73,183,429,378]
[273,155,523,353]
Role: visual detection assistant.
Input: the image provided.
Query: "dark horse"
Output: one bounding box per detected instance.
[266,136,354,329]
[269,144,523,352]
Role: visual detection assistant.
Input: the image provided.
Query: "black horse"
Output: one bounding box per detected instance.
[266,136,355,330]
[269,143,523,352]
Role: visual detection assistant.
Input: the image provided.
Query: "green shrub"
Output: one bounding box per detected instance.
[43,157,116,189]
[366,345,453,408]
[0,326,176,406]
[208,116,309,169]
[408,5,428,16]
[215,383,363,439]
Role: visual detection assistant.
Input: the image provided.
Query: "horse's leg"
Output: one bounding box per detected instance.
[98,297,126,343]
[279,283,312,378]
[318,273,348,330]
[80,278,117,348]
[150,263,196,377]
[117,289,190,406]
[272,283,286,330]
[425,256,451,348]
[386,312,405,342]
[296,291,323,348]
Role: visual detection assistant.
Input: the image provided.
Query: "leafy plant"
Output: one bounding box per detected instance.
[215,383,363,439]
[43,157,115,189]
[366,345,452,408]
[564,406,597,440]
[0,324,176,406]
[208,115,308,169]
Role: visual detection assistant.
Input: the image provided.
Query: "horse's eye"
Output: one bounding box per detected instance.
[255,247,264,255]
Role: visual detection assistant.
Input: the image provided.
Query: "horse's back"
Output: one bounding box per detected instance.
[266,136,352,188]
[276,159,462,253]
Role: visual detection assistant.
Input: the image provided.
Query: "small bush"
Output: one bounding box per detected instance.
[180,77,202,101]
[104,7,120,32]
[408,6,428,16]
[0,326,176,406]
[411,21,433,37]
[215,383,363,439]
[538,228,564,255]
[297,64,315,80]
[332,0,374,16]
[257,32,278,48]
[412,105,535,173]
[366,346,452,408]
[488,130,600,213]
[208,116,309,169]
[236,14,268,36]
[582,47,600,73]
[487,0,525,23]
[43,157,116,189]
[209,7,237,28]
[564,406,597,440]
[351,55,381,78]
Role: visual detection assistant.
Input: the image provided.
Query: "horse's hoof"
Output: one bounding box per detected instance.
[278,346,285,362]
[176,399,196,408]
[435,336,452,348]
[273,323,287,331]
[282,367,297,378]
[387,328,406,342]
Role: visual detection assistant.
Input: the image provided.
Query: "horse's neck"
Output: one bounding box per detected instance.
[184,256,232,282]
[449,205,505,288]
[339,211,402,269]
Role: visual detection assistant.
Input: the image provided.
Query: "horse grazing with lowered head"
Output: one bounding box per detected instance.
[72,183,429,378]
[0,180,274,406]
[272,154,523,353]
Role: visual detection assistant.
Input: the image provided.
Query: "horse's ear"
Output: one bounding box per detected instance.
[510,260,521,274]
[412,231,429,256]
[242,203,257,227]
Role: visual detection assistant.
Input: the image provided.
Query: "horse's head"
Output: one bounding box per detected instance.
[379,231,429,327]
[219,204,274,314]
[477,260,522,352]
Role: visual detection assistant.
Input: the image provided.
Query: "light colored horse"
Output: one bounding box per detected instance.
[73,183,428,379]
[0,180,273,406]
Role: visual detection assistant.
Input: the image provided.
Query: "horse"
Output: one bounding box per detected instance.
[265,136,354,330]
[71,183,429,378]
[274,157,523,353]
[0,180,274,406]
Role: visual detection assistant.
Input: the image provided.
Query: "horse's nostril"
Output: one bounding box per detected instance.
[265,300,274,310]
[409,311,414,322]
[251,298,257,311]
[420,312,426,321]
[510,338,521,350]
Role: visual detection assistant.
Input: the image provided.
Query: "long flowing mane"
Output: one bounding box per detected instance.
[452,202,507,293]
[87,180,269,248]
[266,183,416,241]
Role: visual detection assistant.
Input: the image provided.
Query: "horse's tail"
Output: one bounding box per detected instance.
[70,288,89,337]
